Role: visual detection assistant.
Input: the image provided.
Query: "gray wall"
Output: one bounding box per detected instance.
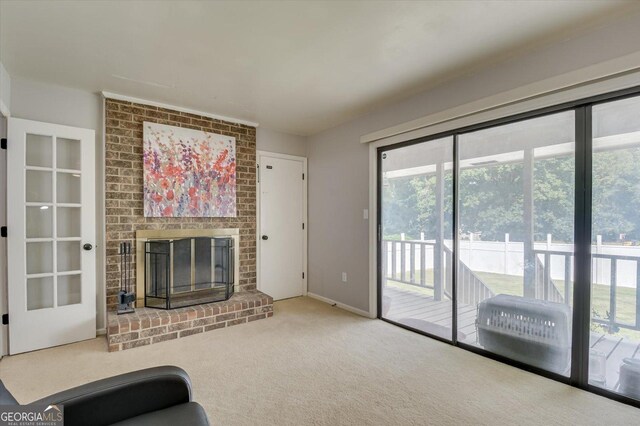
[257,127,307,157]
[0,61,10,113]
[306,10,640,312]
[10,77,107,330]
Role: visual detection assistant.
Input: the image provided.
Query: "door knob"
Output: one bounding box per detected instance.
[83,243,93,251]
[261,235,269,240]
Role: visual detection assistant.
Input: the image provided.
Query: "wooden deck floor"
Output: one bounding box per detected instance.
[382,285,478,342]
[590,330,640,390]
[383,283,640,392]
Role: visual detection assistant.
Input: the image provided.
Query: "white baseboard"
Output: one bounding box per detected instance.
[306,292,374,318]
[96,328,106,336]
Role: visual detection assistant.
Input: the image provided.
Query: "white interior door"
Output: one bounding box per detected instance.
[7,118,96,354]
[258,153,306,300]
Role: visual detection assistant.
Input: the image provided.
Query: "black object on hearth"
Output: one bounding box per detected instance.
[117,241,136,314]
[144,237,234,309]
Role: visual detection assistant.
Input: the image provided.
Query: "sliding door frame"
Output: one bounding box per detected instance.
[571,105,592,389]
[376,132,456,345]
[376,84,640,409]
[452,135,459,345]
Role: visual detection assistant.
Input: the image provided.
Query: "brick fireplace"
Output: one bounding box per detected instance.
[104,98,272,351]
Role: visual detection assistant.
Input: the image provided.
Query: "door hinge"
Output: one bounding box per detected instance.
[302,272,305,279]
[302,173,305,180]
[0,138,6,150]
[302,223,305,230]
[256,163,260,183]
[1,314,8,325]
[0,226,6,238]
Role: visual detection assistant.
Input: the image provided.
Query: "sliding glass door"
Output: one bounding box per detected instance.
[458,111,575,375]
[377,88,640,406]
[590,96,640,398]
[379,137,453,340]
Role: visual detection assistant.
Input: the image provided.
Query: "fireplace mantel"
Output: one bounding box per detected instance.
[135,229,240,308]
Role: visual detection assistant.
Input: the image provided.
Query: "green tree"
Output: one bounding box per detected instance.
[592,147,640,242]
[534,156,575,242]
[458,164,524,241]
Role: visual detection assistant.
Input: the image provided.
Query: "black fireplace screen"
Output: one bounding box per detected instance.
[144,237,234,309]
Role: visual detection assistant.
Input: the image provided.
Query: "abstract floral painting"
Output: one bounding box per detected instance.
[143,122,236,217]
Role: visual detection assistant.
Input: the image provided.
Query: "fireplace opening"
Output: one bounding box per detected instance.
[144,237,234,309]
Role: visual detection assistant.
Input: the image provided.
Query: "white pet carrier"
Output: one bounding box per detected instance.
[476,294,571,374]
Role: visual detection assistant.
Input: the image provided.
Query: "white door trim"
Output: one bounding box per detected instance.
[256,151,308,297]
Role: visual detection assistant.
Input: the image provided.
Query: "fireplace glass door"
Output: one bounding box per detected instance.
[145,237,234,309]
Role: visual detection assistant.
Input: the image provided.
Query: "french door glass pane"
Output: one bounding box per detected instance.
[57,172,81,203]
[457,111,575,376]
[56,138,81,170]
[380,137,454,340]
[26,170,52,203]
[26,206,53,238]
[57,207,81,238]
[57,241,81,272]
[27,277,54,311]
[590,95,640,400]
[58,274,82,306]
[26,242,53,274]
[26,134,52,168]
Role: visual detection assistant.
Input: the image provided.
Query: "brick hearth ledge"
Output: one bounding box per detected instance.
[107,290,273,351]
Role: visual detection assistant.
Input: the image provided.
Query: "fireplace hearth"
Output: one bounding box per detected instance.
[107,228,272,352]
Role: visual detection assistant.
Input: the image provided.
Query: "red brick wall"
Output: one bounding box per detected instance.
[104,99,256,310]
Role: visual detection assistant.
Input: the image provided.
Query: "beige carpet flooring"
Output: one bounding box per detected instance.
[1,297,639,425]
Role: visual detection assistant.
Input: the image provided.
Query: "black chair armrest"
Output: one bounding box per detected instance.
[0,380,18,405]
[32,366,193,426]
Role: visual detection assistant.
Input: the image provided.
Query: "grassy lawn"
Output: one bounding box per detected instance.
[385,269,640,340]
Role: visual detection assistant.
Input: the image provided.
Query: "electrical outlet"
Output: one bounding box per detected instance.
[341,272,347,282]
[363,209,369,219]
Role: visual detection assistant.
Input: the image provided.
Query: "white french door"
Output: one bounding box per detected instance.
[7,118,96,354]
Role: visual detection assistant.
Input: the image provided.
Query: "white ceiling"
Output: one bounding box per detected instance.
[0,1,637,135]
